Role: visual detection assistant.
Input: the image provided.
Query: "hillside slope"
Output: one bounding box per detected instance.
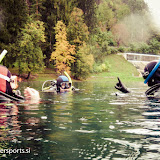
[91,54,142,82]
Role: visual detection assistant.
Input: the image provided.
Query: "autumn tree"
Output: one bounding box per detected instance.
[50,21,75,74]
[39,0,77,66]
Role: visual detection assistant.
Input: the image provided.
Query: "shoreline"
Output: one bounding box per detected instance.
[9,54,143,83]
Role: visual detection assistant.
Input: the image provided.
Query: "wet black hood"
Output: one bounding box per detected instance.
[143,61,160,86]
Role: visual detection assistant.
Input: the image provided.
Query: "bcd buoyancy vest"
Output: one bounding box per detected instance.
[0,65,13,95]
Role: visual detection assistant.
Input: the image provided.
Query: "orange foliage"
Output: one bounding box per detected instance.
[50,21,75,74]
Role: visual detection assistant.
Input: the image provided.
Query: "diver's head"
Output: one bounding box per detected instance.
[143,61,160,86]
[56,75,71,92]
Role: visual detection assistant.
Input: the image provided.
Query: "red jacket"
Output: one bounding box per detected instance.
[0,65,13,95]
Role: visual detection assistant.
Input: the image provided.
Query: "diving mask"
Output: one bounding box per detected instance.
[60,82,71,89]
[10,76,18,89]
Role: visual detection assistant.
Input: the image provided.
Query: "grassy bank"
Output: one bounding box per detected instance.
[90,54,143,82]
[10,68,58,81]
[10,54,143,82]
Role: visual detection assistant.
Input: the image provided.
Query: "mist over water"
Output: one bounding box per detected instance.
[119,13,152,44]
[144,0,160,29]
[113,1,160,46]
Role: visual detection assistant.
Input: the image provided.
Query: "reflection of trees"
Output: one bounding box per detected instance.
[0,103,20,159]
[45,83,120,159]
[0,100,51,160]
[17,102,47,157]
[1,81,153,160]
[0,104,20,139]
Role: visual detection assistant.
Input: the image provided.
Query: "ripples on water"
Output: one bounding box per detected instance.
[1,81,160,159]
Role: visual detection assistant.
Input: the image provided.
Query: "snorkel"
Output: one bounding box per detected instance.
[64,71,73,91]
[64,71,72,84]
[0,49,7,63]
[144,59,160,84]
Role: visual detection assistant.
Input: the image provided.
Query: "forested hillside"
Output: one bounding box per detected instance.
[0,0,159,79]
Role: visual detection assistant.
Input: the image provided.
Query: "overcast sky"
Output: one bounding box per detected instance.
[144,0,160,27]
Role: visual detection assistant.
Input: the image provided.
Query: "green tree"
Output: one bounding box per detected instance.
[50,21,75,74]
[77,0,97,32]
[67,8,94,79]
[149,38,160,54]
[113,0,130,21]
[96,0,130,31]
[89,28,116,63]
[54,0,77,23]
[72,43,94,79]
[96,0,114,31]
[122,0,148,13]
[25,0,45,18]
[0,0,28,66]
[67,7,89,47]
[16,18,45,79]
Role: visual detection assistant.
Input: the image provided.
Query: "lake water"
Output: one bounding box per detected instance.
[0,80,160,160]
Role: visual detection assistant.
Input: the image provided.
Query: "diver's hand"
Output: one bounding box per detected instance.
[24,87,40,100]
[115,77,130,93]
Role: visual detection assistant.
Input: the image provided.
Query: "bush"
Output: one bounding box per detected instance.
[137,42,150,53]
[93,61,110,73]
[128,43,138,52]
[71,43,94,80]
[118,46,126,52]
[109,46,118,54]
[128,41,160,54]
[148,38,160,54]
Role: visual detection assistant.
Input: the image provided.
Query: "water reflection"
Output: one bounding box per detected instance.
[1,81,160,159]
[0,103,20,140]
[110,85,160,160]
[0,103,21,159]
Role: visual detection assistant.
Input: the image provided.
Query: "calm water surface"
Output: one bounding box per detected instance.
[0,80,160,160]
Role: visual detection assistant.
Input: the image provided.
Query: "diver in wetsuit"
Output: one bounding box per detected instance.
[143,61,160,97]
[56,75,73,92]
[42,71,75,92]
[0,65,40,102]
[115,60,160,97]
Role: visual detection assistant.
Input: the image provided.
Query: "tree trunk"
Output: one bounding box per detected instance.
[26,72,31,79]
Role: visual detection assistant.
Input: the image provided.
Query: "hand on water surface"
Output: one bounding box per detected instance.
[24,87,40,100]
